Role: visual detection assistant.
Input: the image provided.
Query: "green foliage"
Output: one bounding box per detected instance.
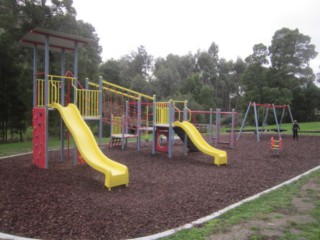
[1,0,320,143]
[0,0,102,143]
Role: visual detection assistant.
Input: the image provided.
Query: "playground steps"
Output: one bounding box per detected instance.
[109,137,122,148]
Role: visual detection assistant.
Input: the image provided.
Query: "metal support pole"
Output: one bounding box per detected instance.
[85,78,89,116]
[73,41,79,164]
[121,116,125,150]
[215,108,220,147]
[253,102,260,142]
[152,95,156,154]
[137,96,142,151]
[32,45,38,107]
[44,34,49,168]
[168,100,173,158]
[230,109,235,148]
[183,101,188,156]
[98,76,103,147]
[73,41,79,105]
[237,102,251,141]
[125,101,129,134]
[279,108,285,127]
[262,108,269,127]
[60,49,65,162]
[288,105,294,123]
[209,108,213,144]
[273,104,281,139]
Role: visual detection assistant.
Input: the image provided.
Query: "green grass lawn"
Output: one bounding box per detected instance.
[221,121,320,136]
[1,122,319,157]
[161,169,320,240]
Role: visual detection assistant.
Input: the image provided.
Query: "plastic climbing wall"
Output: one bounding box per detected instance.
[32,108,46,168]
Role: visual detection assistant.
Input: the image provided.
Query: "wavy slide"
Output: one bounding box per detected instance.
[173,121,228,166]
[52,103,129,190]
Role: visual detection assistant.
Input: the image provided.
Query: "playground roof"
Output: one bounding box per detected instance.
[20,27,91,53]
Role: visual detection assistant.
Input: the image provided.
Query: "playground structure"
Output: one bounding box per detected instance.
[152,100,228,165]
[21,28,229,190]
[21,28,129,190]
[237,102,294,142]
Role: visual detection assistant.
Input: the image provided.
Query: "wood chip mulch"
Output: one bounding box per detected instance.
[0,134,319,240]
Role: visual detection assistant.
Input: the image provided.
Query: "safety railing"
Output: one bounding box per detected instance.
[36,79,45,106]
[155,102,170,125]
[111,115,123,135]
[76,89,100,117]
[36,75,101,118]
[36,79,61,107]
[155,101,181,125]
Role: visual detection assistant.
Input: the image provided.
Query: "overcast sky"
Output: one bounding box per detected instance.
[73,0,320,74]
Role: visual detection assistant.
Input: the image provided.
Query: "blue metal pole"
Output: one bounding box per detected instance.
[237,102,251,141]
[73,41,79,104]
[168,100,173,158]
[152,95,156,154]
[121,116,125,150]
[99,76,103,147]
[33,45,38,107]
[60,49,65,162]
[215,109,220,147]
[44,34,49,168]
[253,102,260,142]
[288,105,294,123]
[183,101,188,156]
[231,109,235,148]
[209,108,213,144]
[137,97,142,151]
[273,104,281,139]
[73,41,79,164]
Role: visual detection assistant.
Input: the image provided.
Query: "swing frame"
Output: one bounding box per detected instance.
[237,102,294,142]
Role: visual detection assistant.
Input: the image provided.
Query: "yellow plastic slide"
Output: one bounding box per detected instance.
[52,103,129,190]
[174,121,227,166]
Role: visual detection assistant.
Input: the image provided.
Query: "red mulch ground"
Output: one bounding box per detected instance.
[0,134,319,240]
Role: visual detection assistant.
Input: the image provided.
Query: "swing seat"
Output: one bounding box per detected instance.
[270,128,287,132]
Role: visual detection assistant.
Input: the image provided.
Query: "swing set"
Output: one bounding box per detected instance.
[237,102,294,142]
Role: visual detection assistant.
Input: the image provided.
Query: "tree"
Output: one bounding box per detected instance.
[153,54,195,99]
[268,28,318,88]
[0,0,103,142]
[99,59,121,85]
[245,43,269,66]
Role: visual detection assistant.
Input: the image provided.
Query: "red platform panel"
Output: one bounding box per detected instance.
[155,127,169,152]
[32,108,46,168]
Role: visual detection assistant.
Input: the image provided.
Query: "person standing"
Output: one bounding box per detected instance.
[292,120,300,140]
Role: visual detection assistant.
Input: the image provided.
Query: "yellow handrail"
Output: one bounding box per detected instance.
[174,105,181,122]
[89,82,140,101]
[185,106,192,122]
[102,80,154,100]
